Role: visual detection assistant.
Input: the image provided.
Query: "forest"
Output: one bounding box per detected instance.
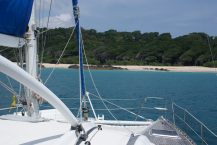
[1,27,217,67]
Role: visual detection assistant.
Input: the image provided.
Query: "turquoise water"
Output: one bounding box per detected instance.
[0,69,217,143]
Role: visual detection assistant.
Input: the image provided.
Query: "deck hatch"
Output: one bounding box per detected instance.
[151,129,179,137]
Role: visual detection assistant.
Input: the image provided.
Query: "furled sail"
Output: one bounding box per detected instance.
[0,0,34,47]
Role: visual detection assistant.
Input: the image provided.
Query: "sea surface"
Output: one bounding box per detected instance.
[0,69,217,143]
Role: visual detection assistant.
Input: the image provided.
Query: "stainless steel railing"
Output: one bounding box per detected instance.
[172,103,217,145]
[0,105,23,115]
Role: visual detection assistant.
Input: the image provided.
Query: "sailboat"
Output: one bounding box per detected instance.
[0,0,216,145]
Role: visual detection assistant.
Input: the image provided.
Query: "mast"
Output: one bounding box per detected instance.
[25,1,39,117]
[72,0,88,121]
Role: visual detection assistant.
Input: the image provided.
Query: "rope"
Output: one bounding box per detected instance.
[44,25,77,84]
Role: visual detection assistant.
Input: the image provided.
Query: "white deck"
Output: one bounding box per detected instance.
[0,109,195,145]
[0,109,153,145]
[0,119,70,145]
[0,109,69,145]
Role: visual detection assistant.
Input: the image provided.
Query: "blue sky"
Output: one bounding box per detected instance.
[38,0,217,37]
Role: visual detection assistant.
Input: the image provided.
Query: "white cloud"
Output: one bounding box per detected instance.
[36,0,217,36]
[46,13,73,28]
[56,13,72,22]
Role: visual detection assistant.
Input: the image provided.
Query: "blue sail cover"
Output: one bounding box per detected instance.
[0,0,34,37]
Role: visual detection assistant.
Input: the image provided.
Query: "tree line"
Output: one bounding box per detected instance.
[1,27,217,67]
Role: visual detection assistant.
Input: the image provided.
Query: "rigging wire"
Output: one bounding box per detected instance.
[44,25,77,84]
[81,32,147,134]
[78,28,83,121]
[38,17,69,35]
[36,0,42,77]
[89,92,147,120]
[38,0,53,78]
[18,47,24,96]
[6,75,14,93]
[0,49,22,103]
[41,101,153,117]
[81,31,147,135]
[207,35,216,69]
[0,47,10,53]
[81,32,117,120]
[61,107,158,111]
[60,97,139,101]
[134,97,147,121]
[40,0,45,76]
[13,48,19,65]
[80,31,138,134]
[36,17,69,40]
[0,80,19,97]
[38,29,51,35]
[2,47,21,97]
[38,0,42,28]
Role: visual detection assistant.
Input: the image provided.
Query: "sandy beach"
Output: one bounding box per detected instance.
[113,65,217,72]
[42,63,217,72]
[43,63,72,68]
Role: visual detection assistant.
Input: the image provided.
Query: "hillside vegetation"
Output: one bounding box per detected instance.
[1,28,217,67]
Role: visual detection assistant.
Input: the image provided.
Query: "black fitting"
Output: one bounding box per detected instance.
[80,133,88,141]
[85,141,91,145]
[71,126,76,130]
[77,125,83,132]
[97,125,102,130]
[71,124,83,132]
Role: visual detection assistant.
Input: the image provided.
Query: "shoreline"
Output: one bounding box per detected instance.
[42,63,217,73]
